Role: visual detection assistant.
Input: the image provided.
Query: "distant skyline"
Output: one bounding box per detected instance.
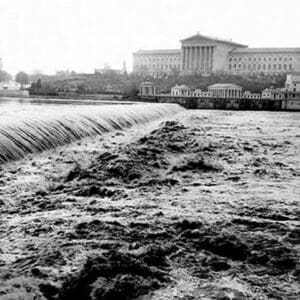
[0,0,300,75]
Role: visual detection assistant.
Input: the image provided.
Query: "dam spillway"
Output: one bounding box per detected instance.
[0,103,184,164]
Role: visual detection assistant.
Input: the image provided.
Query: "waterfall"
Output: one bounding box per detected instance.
[0,103,184,164]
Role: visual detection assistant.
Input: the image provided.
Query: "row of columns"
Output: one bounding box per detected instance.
[140,85,156,96]
[182,46,214,72]
[212,88,242,98]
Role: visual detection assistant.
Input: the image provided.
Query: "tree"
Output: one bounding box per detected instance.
[0,70,12,82]
[15,71,29,86]
[36,79,42,89]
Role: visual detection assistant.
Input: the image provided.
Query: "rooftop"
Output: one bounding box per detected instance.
[181,33,247,48]
[231,48,300,54]
[172,84,190,89]
[133,49,181,55]
[208,83,242,89]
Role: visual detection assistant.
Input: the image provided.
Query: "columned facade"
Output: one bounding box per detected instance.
[133,33,300,76]
[182,45,215,73]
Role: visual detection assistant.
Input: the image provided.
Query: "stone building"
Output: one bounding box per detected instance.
[133,33,300,76]
[0,58,2,70]
[139,81,157,96]
[243,91,261,99]
[261,88,284,99]
[180,34,246,74]
[228,48,300,75]
[208,83,243,98]
[133,49,181,77]
[170,85,191,96]
[285,73,300,92]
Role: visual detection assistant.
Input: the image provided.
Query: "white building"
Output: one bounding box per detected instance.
[133,32,300,76]
[208,83,243,98]
[192,89,211,97]
[243,91,261,99]
[171,85,191,96]
[139,81,157,96]
[285,73,300,92]
[0,80,22,90]
[261,88,283,99]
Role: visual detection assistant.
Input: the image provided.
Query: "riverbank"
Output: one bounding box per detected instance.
[0,110,299,299]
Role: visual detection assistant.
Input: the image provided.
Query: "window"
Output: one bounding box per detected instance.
[268,64,271,70]
[239,57,242,61]
[263,64,266,70]
[284,64,287,70]
[269,57,271,61]
[258,57,261,61]
[254,57,256,62]
[290,57,293,61]
[249,57,252,61]
[229,64,232,70]
[289,64,292,70]
[234,64,236,68]
[284,57,287,61]
[258,64,261,70]
[248,64,251,70]
[238,64,241,68]
[273,64,277,70]
[279,64,281,70]
[264,57,267,61]
[279,57,282,61]
[234,57,237,61]
[229,57,232,62]
[274,57,277,61]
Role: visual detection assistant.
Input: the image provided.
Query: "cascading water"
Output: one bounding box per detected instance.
[0,103,184,163]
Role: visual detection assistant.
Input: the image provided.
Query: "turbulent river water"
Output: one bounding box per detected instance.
[0,99,184,163]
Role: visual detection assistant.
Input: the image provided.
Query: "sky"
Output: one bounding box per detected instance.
[0,0,299,75]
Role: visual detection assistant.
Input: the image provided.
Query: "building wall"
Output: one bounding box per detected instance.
[133,51,182,77]
[228,52,300,75]
[213,44,237,73]
[133,34,300,76]
[0,58,2,70]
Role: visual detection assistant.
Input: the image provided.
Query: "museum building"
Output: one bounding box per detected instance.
[133,33,300,77]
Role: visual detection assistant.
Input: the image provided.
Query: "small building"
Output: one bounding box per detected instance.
[243,91,261,99]
[0,80,22,90]
[139,81,157,96]
[192,89,211,97]
[285,73,300,92]
[171,85,191,96]
[208,83,242,98]
[261,88,283,99]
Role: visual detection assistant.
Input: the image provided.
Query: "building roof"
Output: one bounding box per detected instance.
[133,49,181,55]
[172,84,190,90]
[181,33,247,48]
[140,81,155,85]
[208,83,242,89]
[262,88,282,93]
[230,47,300,54]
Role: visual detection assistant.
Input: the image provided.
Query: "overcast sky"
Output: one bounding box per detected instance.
[0,0,299,75]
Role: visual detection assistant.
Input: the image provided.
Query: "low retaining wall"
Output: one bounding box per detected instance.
[138,95,300,111]
[0,90,29,97]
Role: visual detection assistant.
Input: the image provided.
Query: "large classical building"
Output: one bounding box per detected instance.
[133,33,300,77]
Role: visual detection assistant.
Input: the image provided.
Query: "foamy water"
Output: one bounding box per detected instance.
[0,101,184,163]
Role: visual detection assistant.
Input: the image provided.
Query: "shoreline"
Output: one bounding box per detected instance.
[0,110,299,299]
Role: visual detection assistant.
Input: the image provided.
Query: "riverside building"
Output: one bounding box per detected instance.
[133,33,300,77]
